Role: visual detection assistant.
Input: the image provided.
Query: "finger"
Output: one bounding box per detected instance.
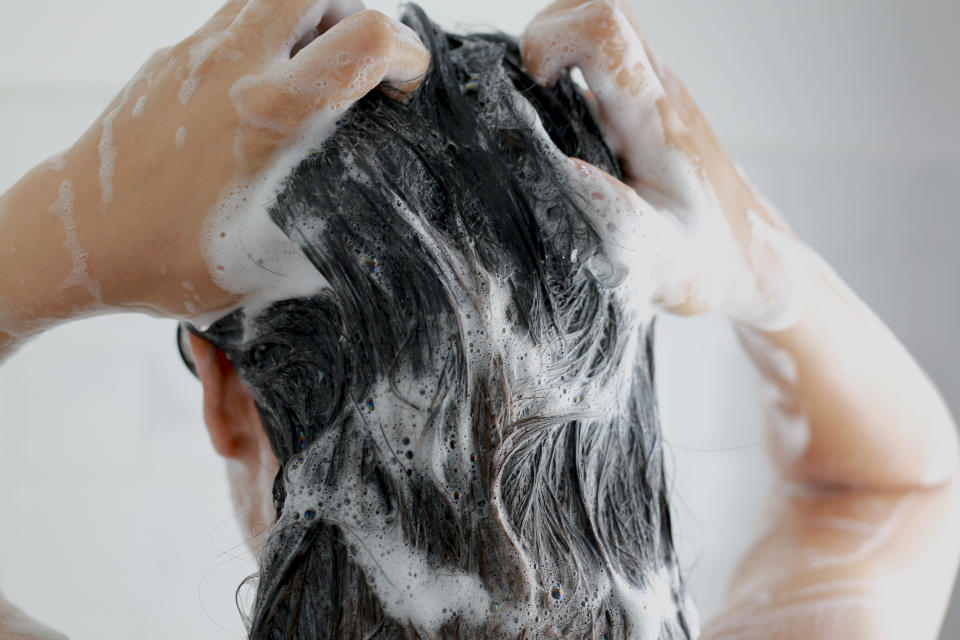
[196,0,248,36]
[285,9,429,103]
[521,0,663,108]
[291,0,366,57]
[231,0,364,56]
[525,0,652,64]
[233,10,429,136]
[522,1,697,201]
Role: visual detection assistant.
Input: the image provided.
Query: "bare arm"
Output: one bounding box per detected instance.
[521,1,960,637]
[706,252,960,639]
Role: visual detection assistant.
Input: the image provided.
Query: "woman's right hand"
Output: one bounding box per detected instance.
[0,0,429,337]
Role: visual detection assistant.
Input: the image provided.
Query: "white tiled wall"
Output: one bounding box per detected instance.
[1,0,957,637]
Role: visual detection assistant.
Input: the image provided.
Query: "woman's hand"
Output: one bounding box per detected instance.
[0,0,429,339]
[521,0,805,330]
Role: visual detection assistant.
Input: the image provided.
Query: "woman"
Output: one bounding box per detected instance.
[1,0,957,638]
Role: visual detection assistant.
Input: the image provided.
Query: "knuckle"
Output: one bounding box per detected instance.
[349,9,397,57]
[584,0,622,24]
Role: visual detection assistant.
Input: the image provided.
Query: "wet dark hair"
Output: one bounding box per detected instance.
[189,5,695,639]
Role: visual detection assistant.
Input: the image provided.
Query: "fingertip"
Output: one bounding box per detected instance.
[377,75,425,103]
[374,13,430,100]
[387,17,430,72]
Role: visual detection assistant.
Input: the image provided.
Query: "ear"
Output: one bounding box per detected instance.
[188,334,263,462]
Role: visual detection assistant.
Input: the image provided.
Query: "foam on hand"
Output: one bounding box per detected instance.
[523,1,810,333]
[46,180,103,304]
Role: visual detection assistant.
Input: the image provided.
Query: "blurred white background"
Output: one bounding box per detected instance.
[1,0,958,637]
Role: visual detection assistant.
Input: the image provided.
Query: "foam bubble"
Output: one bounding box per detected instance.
[98,69,153,213]
[193,63,364,329]
[210,24,696,632]
[131,94,147,118]
[98,104,121,212]
[611,569,677,639]
[179,36,218,105]
[0,297,34,339]
[526,5,809,331]
[42,150,67,173]
[174,125,187,148]
[46,180,102,303]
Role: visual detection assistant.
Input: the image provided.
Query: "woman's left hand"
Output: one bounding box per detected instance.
[521,0,806,330]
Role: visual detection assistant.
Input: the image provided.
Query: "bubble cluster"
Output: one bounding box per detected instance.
[46,181,102,303]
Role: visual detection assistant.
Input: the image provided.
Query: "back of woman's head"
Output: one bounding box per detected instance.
[195,5,696,638]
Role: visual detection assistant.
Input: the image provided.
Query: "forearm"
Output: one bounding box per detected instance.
[741,244,959,489]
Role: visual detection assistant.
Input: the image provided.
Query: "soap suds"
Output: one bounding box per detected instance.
[98,69,152,213]
[46,181,102,303]
[174,125,188,148]
[179,36,219,105]
[98,102,121,211]
[737,326,810,462]
[611,569,676,638]
[131,94,147,118]
[281,407,493,632]
[207,12,695,634]
[524,3,808,332]
[42,150,67,173]
[195,30,411,328]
